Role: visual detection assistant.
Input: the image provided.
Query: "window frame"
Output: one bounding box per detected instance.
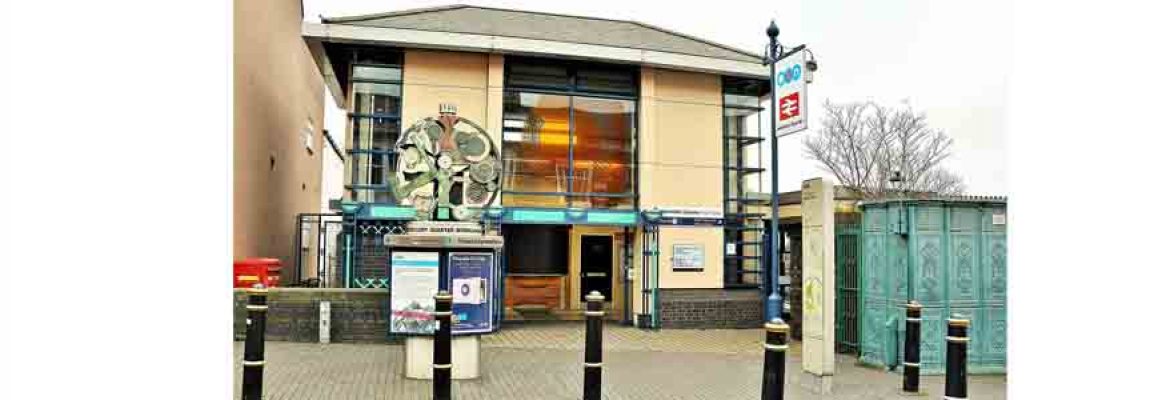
[344,52,404,203]
[502,56,640,210]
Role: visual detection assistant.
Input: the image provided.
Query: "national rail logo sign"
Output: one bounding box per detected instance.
[778,92,800,120]
[774,51,808,137]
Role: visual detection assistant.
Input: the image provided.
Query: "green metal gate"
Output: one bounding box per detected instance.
[858,197,1007,374]
[835,224,860,354]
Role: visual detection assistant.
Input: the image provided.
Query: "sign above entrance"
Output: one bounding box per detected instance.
[502,208,639,226]
[774,51,808,138]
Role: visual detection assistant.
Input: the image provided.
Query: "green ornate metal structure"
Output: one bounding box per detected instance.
[858,197,1007,375]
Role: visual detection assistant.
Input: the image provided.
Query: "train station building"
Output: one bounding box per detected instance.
[296,4,804,329]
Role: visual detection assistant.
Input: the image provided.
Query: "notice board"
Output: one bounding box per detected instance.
[389,251,440,334]
[449,252,494,334]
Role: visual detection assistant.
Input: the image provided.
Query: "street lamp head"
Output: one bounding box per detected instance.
[766,20,779,39]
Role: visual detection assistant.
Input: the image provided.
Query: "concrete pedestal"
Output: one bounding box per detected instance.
[404,335,480,380]
[800,373,834,395]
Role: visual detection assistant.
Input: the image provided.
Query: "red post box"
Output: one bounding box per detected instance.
[234,258,282,288]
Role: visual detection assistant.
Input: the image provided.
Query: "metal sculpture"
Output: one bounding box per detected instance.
[391,105,500,221]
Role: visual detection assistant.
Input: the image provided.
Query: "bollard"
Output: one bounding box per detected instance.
[761,318,789,400]
[583,291,606,400]
[241,284,268,400]
[433,291,454,400]
[944,315,970,400]
[902,301,922,393]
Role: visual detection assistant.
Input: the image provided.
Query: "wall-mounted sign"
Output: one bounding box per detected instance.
[406,221,484,236]
[384,234,504,249]
[389,252,440,335]
[671,244,705,271]
[644,207,724,226]
[992,212,1007,225]
[449,252,494,334]
[774,51,808,138]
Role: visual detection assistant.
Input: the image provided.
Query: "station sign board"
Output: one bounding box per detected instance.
[774,51,808,138]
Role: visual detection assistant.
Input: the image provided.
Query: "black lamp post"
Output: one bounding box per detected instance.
[762,20,817,322]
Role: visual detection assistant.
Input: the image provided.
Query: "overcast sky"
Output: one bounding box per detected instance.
[305,0,1008,195]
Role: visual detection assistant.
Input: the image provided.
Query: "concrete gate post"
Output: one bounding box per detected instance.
[799,178,835,394]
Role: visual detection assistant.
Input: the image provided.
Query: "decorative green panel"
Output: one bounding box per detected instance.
[950,208,979,232]
[915,206,944,231]
[860,297,888,366]
[864,235,885,298]
[919,307,946,373]
[889,235,908,301]
[984,233,1008,304]
[865,207,886,232]
[985,306,1007,365]
[915,235,945,305]
[949,234,979,304]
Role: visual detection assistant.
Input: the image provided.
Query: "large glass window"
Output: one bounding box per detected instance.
[345,49,403,203]
[502,57,638,209]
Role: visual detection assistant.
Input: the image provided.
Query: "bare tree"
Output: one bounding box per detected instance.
[803,100,966,198]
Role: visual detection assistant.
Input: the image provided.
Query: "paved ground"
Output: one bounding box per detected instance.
[233,322,1005,399]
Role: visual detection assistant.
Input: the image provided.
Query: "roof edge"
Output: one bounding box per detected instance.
[320,4,764,62]
[321,4,468,23]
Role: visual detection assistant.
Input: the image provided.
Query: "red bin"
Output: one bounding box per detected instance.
[234,258,282,288]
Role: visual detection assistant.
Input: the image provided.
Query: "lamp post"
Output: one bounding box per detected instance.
[762,20,784,323]
[889,170,911,303]
[762,20,817,323]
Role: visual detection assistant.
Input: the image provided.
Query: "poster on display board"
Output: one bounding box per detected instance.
[389,251,440,335]
[448,252,494,334]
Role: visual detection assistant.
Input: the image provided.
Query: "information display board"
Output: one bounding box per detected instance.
[671,244,705,271]
[448,252,494,334]
[389,251,440,334]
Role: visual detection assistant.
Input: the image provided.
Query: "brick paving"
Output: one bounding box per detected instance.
[233,322,1005,399]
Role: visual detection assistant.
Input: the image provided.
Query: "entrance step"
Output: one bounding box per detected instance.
[505,306,622,321]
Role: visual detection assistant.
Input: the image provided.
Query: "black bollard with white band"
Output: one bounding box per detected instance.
[944,315,970,400]
[241,284,268,400]
[433,291,453,400]
[761,318,789,400]
[583,291,606,400]
[903,301,922,393]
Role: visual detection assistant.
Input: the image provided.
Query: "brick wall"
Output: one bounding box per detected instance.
[658,289,763,329]
[356,234,389,284]
[233,288,394,343]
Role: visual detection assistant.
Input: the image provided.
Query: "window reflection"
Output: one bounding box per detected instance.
[502,92,571,208]
[571,97,635,209]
